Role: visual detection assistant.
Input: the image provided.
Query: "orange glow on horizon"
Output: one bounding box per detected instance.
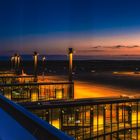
[2,32,140,57]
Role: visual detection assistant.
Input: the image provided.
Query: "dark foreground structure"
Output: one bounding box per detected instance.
[0,93,73,140]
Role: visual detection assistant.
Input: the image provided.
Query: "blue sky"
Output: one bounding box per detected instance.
[1,0,140,59]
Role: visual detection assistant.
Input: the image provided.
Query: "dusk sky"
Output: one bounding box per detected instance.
[1,0,140,59]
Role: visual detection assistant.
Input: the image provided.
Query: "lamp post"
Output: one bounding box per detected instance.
[68,48,74,99]
[11,56,15,70]
[42,56,46,80]
[69,48,73,82]
[14,53,18,72]
[42,56,46,74]
[17,55,21,74]
[17,55,20,69]
[33,51,38,82]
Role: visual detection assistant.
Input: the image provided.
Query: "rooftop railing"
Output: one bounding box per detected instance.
[0,93,74,140]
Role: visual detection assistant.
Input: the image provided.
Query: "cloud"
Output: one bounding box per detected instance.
[127,45,139,48]
[105,45,124,49]
[89,44,139,50]
[104,45,140,49]
[113,45,124,48]
[90,46,101,49]
[77,49,105,53]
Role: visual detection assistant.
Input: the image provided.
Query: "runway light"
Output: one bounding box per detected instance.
[90,107,93,111]
[61,110,65,114]
[75,120,80,124]
[76,109,79,112]
[45,112,48,114]
[42,56,46,61]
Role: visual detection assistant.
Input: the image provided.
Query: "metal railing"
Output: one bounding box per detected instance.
[0,93,74,140]
[20,97,140,140]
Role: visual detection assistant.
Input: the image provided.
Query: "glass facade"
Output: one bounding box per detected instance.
[0,82,74,102]
[27,100,140,140]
